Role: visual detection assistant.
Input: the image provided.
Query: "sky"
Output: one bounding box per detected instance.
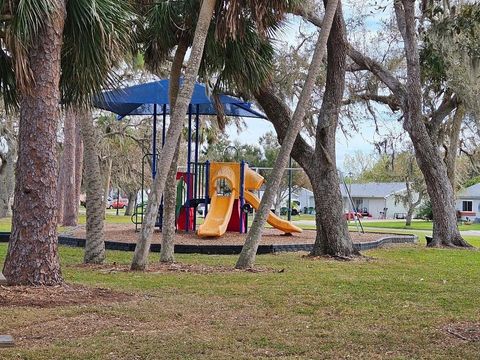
[226,112,403,170]
[225,1,403,170]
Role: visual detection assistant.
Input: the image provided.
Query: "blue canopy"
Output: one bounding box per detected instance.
[93,79,266,119]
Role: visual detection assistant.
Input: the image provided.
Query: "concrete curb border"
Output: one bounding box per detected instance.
[0,232,418,255]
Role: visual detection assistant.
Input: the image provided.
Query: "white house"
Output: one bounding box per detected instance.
[257,186,315,213]
[257,183,419,219]
[456,183,480,221]
[340,182,416,219]
[291,187,315,212]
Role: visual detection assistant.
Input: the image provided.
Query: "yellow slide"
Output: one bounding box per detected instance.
[244,191,302,234]
[198,164,238,237]
[197,192,236,237]
[197,162,301,237]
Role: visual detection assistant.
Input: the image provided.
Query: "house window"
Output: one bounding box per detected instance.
[353,198,364,212]
[462,201,473,212]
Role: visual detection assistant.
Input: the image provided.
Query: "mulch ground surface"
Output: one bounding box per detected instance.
[67,224,401,246]
[0,284,135,308]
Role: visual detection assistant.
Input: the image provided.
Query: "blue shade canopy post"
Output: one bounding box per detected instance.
[152,104,157,178]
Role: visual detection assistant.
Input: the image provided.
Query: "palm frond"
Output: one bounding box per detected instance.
[214,0,299,43]
[139,0,198,73]
[8,0,57,90]
[61,0,134,105]
[201,18,275,95]
[0,47,18,110]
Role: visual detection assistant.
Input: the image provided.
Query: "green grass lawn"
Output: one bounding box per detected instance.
[357,220,480,231]
[0,217,10,232]
[1,244,480,359]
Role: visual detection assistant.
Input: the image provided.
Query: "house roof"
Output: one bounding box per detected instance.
[457,183,480,199]
[292,187,313,196]
[340,182,407,199]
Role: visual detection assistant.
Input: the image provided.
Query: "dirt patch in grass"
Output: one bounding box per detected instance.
[443,322,480,342]
[304,253,376,262]
[75,262,278,274]
[10,312,149,347]
[0,284,135,308]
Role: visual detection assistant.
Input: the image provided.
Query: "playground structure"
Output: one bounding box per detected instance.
[135,156,302,237]
[198,162,302,237]
[93,79,301,238]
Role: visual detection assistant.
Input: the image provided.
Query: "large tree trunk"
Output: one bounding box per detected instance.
[411,137,467,247]
[398,0,470,248]
[79,110,106,264]
[310,3,357,257]
[236,0,340,269]
[160,37,189,264]
[3,0,66,285]
[131,0,217,271]
[255,85,357,258]
[340,1,469,248]
[124,190,137,216]
[62,107,79,226]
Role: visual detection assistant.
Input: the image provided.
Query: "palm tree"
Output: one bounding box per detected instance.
[79,109,107,264]
[66,1,133,264]
[236,0,340,269]
[131,0,297,269]
[57,107,79,227]
[1,0,133,285]
[131,0,218,270]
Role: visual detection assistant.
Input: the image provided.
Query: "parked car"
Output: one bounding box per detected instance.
[280,207,300,216]
[105,196,113,208]
[109,199,128,209]
[82,195,111,208]
[344,211,363,221]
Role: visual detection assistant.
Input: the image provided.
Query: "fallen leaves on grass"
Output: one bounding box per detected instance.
[0,284,135,308]
[443,322,480,342]
[10,312,149,347]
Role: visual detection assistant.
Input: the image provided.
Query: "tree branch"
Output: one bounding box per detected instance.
[343,93,401,112]
[346,46,407,102]
[430,93,458,126]
[292,4,407,104]
[254,85,314,171]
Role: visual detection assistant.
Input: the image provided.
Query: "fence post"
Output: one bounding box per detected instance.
[186,105,192,232]
[239,161,245,233]
[205,161,210,217]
